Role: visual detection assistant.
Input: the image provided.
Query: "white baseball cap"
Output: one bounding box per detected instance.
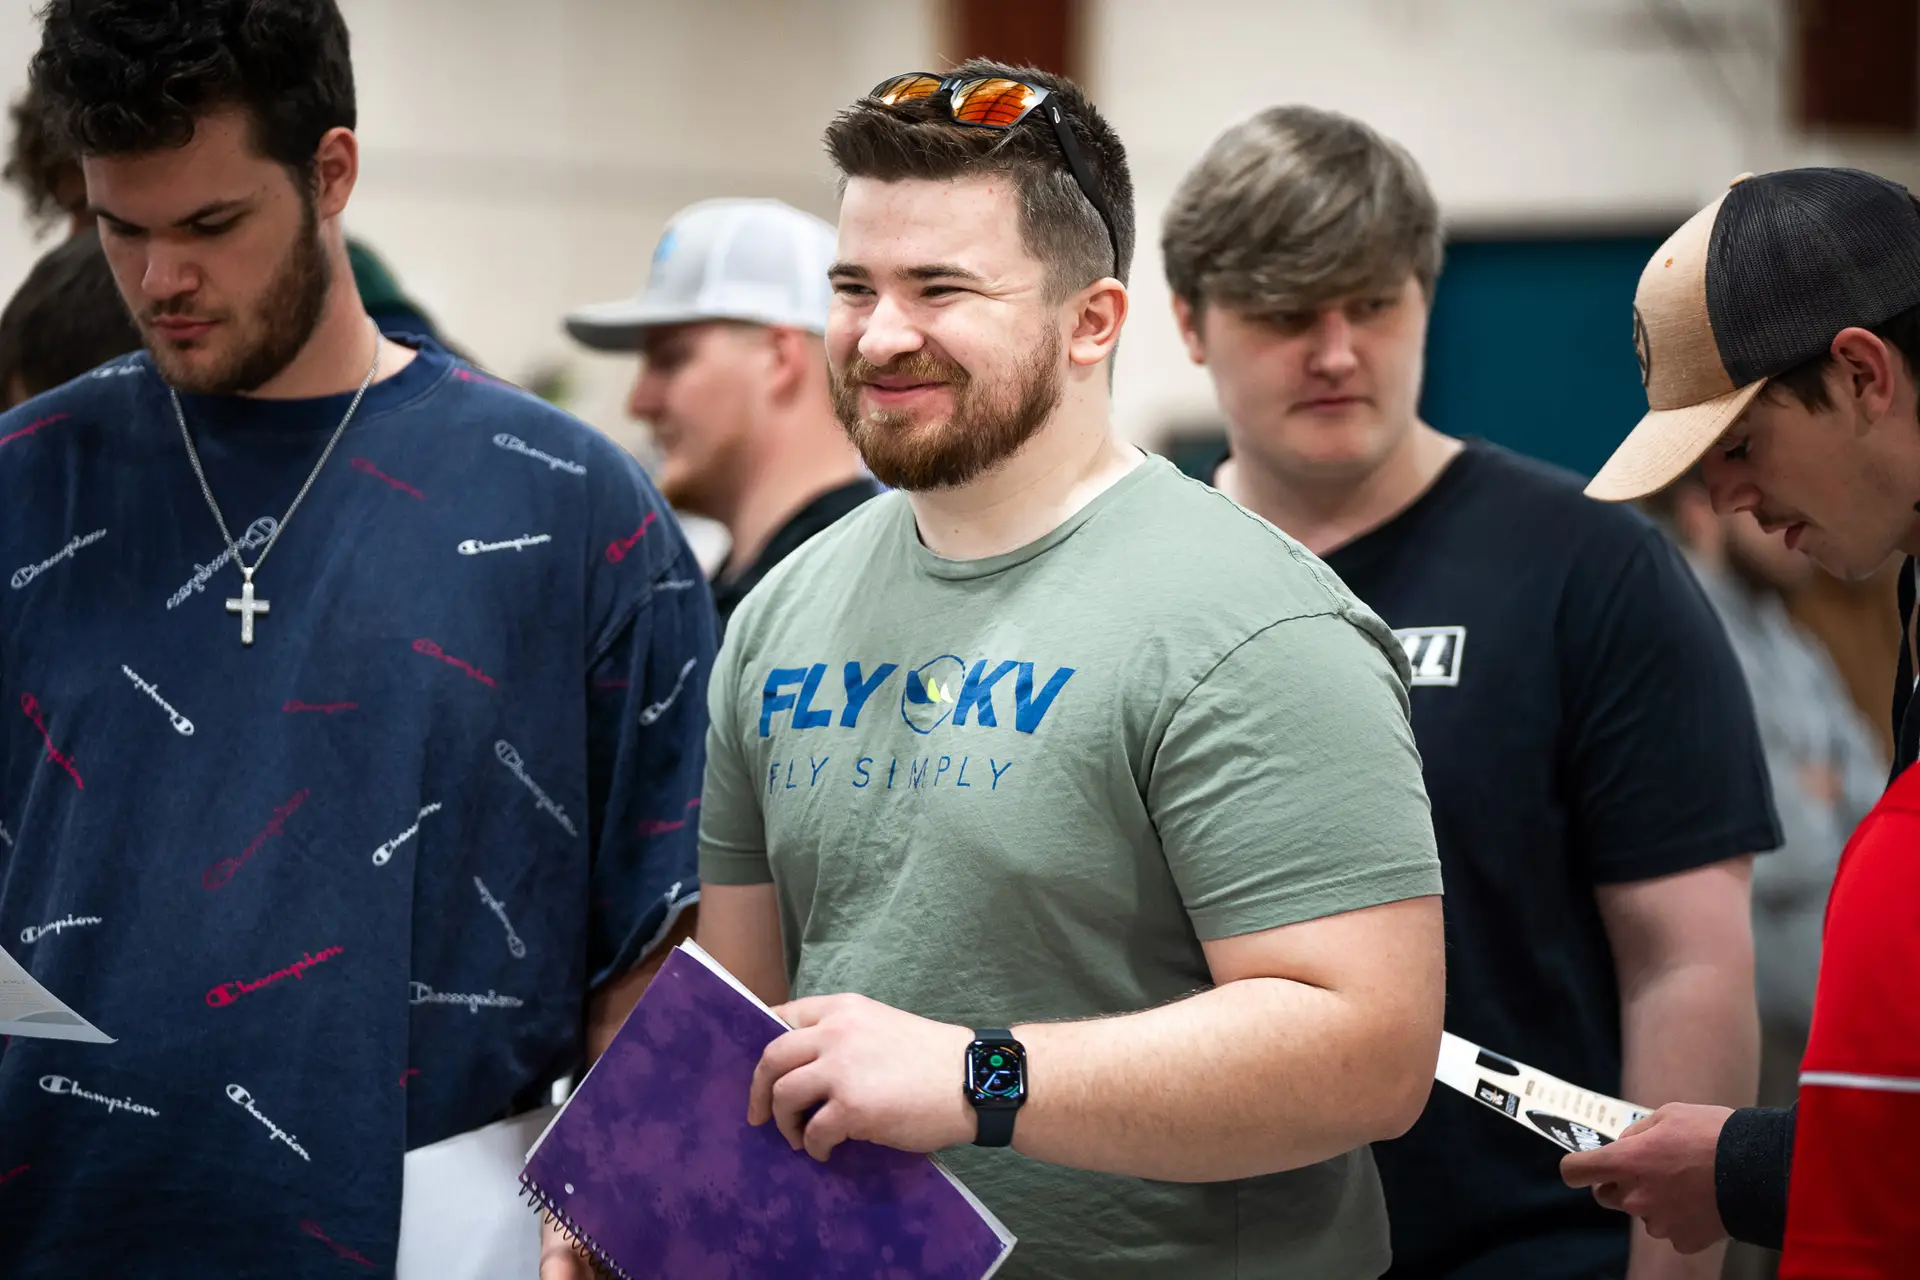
[564,198,837,349]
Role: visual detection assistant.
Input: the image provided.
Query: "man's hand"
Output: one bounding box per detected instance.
[538,1218,592,1280]
[1562,1103,1733,1254]
[749,993,975,1162]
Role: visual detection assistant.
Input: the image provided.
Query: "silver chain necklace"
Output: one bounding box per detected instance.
[173,325,383,646]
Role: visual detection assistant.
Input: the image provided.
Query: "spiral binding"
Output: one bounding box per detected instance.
[521,1173,631,1280]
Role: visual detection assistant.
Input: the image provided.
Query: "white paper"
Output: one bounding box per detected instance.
[396,1105,557,1280]
[1435,1031,1651,1153]
[0,941,111,1043]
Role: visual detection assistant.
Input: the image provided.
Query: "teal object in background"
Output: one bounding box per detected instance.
[1418,234,1670,480]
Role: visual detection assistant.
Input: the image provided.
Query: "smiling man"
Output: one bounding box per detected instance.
[0,3,709,1275]
[686,62,1445,1279]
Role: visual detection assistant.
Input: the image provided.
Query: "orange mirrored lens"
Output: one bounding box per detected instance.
[872,74,944,106]
[950,78,1043,127]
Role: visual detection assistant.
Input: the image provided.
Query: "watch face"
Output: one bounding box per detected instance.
[966,1041,1026,1105]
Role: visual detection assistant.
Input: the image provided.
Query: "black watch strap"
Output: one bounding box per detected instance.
[970,1027,1021,1149]
[973,1105,1017,1148]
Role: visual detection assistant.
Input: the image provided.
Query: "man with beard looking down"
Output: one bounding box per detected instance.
[682,60,1447,1280]
[0,3,710,1275]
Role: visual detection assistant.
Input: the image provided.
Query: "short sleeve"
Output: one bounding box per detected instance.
[1148,611,1443,941]
[1561,528,1783,884]
[582,539,715,989]
[697,625,773,886]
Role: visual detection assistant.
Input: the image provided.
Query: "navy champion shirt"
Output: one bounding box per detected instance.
[0,340,713,1275]
[1220,439,1780,1278]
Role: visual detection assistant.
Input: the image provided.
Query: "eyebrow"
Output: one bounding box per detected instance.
[88,198,251,232]
[826,261,989,285]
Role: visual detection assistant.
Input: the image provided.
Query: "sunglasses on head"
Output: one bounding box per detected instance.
[868,73,1121,279]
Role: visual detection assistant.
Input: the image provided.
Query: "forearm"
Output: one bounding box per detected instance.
[1620,956,1758,1277]
[1011,974,1435,1183]
[587,904,699,1061]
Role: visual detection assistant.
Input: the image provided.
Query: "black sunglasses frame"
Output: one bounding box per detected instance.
[870,73,1122,280]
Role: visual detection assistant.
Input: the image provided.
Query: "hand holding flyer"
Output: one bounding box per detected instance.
[1435,1032,1649,1154]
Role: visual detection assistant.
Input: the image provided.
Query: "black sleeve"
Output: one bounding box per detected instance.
[1715,1102,1795,1250]
[1560,525,1784,883]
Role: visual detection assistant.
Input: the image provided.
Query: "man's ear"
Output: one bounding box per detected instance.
[1830,326,1898,424]
[762,326,818,402]
[1170,295,1207,367]
[1066,279,1128,370]
[312,126,358,222]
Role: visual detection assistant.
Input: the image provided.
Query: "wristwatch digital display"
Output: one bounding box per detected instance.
[965,1027,1027,1147]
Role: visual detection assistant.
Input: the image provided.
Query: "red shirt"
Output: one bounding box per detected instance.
[1781,761,1920,1276]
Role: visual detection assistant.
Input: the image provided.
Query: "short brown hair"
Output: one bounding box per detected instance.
[823,58,1134,296]
[1162,105,1443,319]
[0,227,141,403]
[3,83,82,230]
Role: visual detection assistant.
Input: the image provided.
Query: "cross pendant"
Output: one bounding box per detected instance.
[226,568,270,646]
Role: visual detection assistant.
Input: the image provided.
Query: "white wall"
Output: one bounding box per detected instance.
[0,0,1911,461]
[1100,0,1920,445]
[0,0,938,470]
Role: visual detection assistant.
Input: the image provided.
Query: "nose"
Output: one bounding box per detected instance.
[1306,311,1358,381]
[627,363,664,421]
[139,240,200,303]
[854,291,925,369]
[1696,450,1760,516]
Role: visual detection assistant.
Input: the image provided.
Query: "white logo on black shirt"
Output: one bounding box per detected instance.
[1397,626,1466,687]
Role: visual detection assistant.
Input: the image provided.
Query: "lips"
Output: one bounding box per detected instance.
[151,317,216,342]
[1293,395,1368,412]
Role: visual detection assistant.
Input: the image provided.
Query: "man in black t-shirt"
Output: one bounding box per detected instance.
[1163,106,1781,1279]
[565,198,882,635]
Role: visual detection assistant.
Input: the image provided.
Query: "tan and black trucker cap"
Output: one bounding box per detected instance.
[1587,168,1920,502]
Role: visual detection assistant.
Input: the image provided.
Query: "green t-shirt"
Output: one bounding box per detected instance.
[700,456,1442,1279]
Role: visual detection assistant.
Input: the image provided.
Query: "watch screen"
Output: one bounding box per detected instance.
[968,1044,1024,1101]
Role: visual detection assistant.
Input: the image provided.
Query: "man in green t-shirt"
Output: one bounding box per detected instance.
[693,60,1446,1280]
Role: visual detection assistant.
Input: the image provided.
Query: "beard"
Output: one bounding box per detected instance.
[146,195,332,396]
[830,328,1063,491]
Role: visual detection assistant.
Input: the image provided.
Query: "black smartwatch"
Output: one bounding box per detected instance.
[964,1028,1027,1148]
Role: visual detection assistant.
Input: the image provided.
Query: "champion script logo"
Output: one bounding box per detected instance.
[349,456,425,500]
[639,656,698,726]
[409,982,524,1014]
[301,1221,375,1270]
[372,804,442,866]
[606,511,659,563]
[40,1075,158,1118]
[457,534,551,556]
[203,789,309,890]
[12,527,106,590]
[20,694,82,790]
[168,517,275,610]
[283,700,357,715]
[0,412,67,450]
[495,740,577,836]
[205,945,345,1007]
[0,1163,26,1187]
[413,638,496,687]
[226,1083,310,1161]
[473,877,526,959]
[122,664,194,735]
[492,432,586,475]
[19,913,102,945]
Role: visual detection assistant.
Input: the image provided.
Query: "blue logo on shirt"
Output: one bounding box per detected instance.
[759,658,1075,738]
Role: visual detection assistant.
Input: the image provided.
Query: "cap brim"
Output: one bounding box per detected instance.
[562,297,722,351]
[1584,379,1767,502]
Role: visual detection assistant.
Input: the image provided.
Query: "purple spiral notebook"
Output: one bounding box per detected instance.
[519,940,1016,1279]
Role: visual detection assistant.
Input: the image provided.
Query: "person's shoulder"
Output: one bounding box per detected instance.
[0,352,157,474]
[1453,439,1663,547]
[431,354,643,477]
[1120,458,1376,625]
[741,486,901,599]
